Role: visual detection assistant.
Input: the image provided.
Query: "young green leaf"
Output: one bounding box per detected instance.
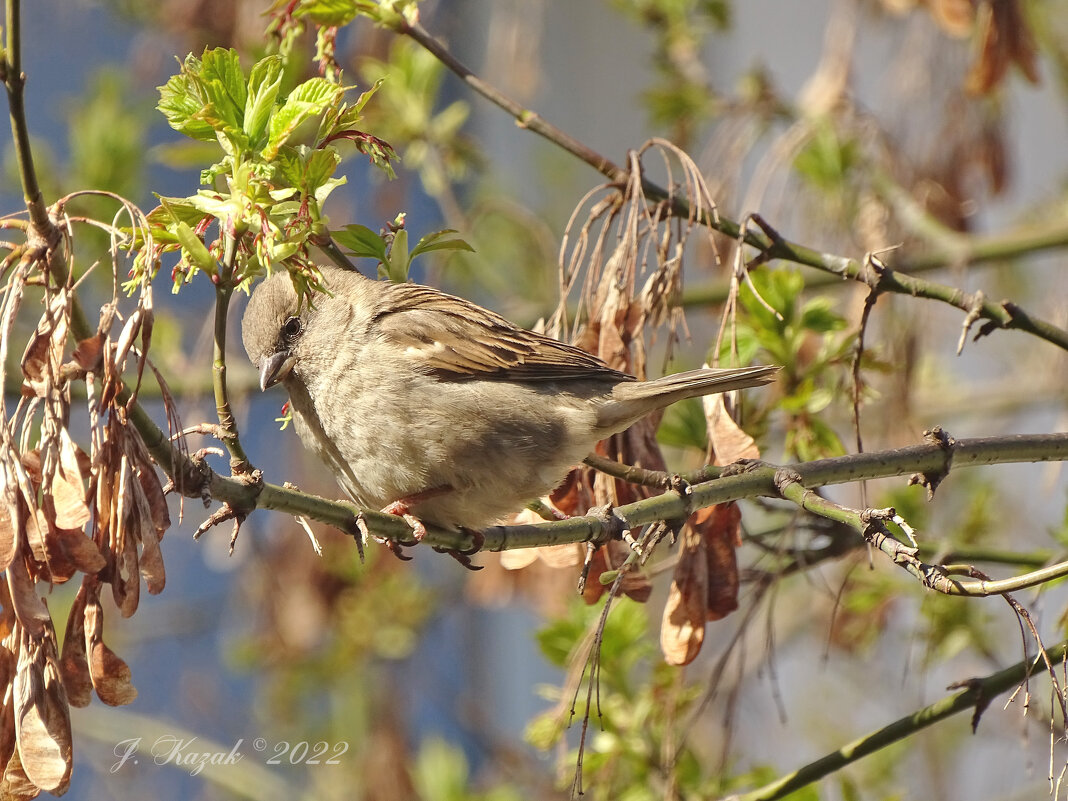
[408,228,475,259]
[332,224,389,262]
[174,222,216,275]
[264,78,345,159]
[386,228,409,282]
[243,55,285,146]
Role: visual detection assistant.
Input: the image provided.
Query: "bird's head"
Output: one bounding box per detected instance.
[241,271,311,391]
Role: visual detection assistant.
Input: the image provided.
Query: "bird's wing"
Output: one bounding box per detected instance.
[373,283,634,383]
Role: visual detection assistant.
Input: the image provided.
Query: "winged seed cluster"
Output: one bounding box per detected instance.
[0,264,173,797]
[499,142,751,665]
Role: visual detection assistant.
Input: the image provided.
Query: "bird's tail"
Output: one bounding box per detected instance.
[597,364,778,432]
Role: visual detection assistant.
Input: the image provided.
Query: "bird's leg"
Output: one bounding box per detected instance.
[381,484,453,542]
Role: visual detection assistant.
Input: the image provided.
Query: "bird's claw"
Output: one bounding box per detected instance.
[380,500,429,542]
[429,526,485,571]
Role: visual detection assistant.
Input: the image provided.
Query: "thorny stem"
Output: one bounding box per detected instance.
[398,19,1068,352]
[771,469,1068,596]
[582,452,696,489]
[752,519,1058,581]
[212,235,252,474]
[482,430,1068,553]
[731,639,1068,801]
[681,217,1068,306]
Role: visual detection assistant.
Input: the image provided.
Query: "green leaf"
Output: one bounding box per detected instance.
[411,738,468,801]
[174,221,216,274]
[198,48,247,131]
[351,77,385,115]
[157,48,251,149]
[314,175,346,207]
[387,228,409,282]
[524,711,567,750]
[157,62,216,142]
[794,121,857,190]
[657,398,707,450]
[296,0,361,26]
[716,324,761,366]
[264,77,345,158]
[333,224,388,262]
[409,228,475,259]
[800,297,847,333]
[244,55,284,146]
[303,147,342,194]
[273,146,342,200]
[131,196,209,247]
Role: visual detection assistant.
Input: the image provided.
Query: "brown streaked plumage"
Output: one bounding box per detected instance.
[241,267,776,530]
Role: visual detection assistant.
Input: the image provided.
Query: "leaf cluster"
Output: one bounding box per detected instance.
[727,269,857,460]
[333,217,473,282]
[528,601,714,799]
[135,47,395,291]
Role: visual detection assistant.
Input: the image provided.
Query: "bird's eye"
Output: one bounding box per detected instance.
[282,316,303,342]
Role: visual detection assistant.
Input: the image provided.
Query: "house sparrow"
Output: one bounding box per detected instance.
[241,267,776,532]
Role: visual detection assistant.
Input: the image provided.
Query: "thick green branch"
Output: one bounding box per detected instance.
[476,431,1068,553]
[119,348,1068,559]
[731,639,1068,801]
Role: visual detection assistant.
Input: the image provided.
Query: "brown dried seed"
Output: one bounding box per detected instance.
[661,526,709,666]
[20,293,69,398]
[0,644,17,783]
[130,478,165,594]
[109,456,140,618]
[0,478,20,573]
[0,740,39,799]
[57,584,91,708]
[701,503,741,621]
[12,624,73,794]
[71,333,105,371]
[133,452,170,537]
[5,554,49,639]
[83,598,137,707]
[704,391,761,466]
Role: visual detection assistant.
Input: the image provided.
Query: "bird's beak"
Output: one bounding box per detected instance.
[259,350,295,391]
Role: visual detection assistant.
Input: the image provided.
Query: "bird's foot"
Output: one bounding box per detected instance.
[380,485,453,542]
[381,501,428,541]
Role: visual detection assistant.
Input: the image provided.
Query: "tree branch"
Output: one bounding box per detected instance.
[729,639,1068,801]
[2,0,49,232]
[399,20,628,183]
[681,217,1068,308]
[771,466,1068,596]
[398,20,1068,352]
[475,429,1068,553]
[212,235,252,474]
